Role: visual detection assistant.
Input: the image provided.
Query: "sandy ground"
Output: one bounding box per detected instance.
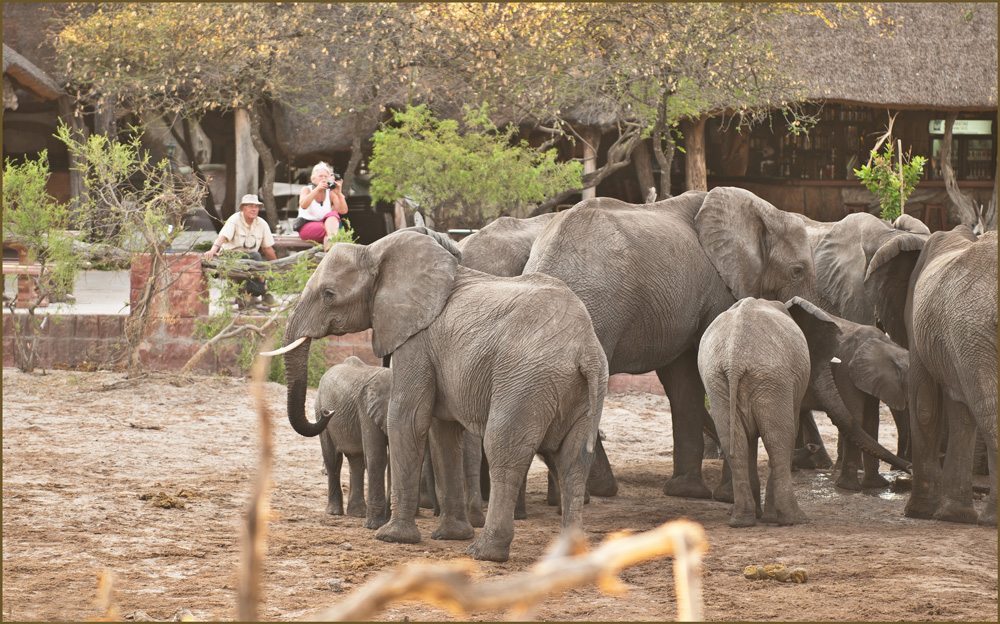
[2,369,996,622]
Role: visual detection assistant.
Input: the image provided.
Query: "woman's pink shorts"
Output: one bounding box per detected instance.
[298,212,342,242]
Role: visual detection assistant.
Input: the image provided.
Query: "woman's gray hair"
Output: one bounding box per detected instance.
[311,161,333,178]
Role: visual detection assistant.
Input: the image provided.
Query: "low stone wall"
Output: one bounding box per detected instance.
[3,311,664,394]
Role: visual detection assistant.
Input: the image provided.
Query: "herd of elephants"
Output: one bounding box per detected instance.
[262,186,998,563]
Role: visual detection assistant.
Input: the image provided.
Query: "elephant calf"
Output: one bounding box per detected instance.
[699,298,812,527]
[315,356,392,530]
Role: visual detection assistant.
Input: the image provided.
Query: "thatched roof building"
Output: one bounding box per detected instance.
[777,2,997,111]
[2,43,64,110]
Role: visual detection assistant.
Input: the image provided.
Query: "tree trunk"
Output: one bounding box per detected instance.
[532,124,642,214]
[222,142,237,226]
[633,138,656,203]
[235,108,260,214]
[247,104,279,228]
[581,127,602,200]
[94,94,116,140]
[169,118,222,227]
[651,127,676,200]
[941,113,978,228]
[57,96,89,220]
[682,115,708,192]
[342,115,365,198]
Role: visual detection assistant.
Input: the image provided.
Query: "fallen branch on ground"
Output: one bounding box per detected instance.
[201,248,323,279]
[181,299,294,372]
[308,518,708,622]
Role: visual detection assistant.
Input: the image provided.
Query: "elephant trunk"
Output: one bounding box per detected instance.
[283,329,331,438]
[814,367,911,472]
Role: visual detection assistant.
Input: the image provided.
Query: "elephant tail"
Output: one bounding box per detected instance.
[729,370,748,461]
[580,351,609,455]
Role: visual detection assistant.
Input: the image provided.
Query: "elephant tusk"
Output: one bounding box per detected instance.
[830,357,842,364]
[260,336,308,357]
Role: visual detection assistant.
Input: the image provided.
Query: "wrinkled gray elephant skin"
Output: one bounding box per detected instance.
[525,187,820,500]
[315,356,392,529]
[281,230,608,562]
[866,227,997,526]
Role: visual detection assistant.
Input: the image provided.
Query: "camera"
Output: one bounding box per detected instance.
[326,172,343,189]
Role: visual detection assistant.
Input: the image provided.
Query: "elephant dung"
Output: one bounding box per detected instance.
[743,564,808,583]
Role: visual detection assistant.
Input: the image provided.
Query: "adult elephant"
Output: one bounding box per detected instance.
[865,227,997,526]
[524,187,821,499]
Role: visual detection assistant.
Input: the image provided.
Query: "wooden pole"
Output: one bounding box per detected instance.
[898,139,904,218]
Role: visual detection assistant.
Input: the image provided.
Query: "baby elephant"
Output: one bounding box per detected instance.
[316,356,392,530]
[699,298,812,527]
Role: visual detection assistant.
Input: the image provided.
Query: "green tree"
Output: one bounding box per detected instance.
[52,2,332,227]
[2,152,86,372]
[369,104,582,229]
[854,142,927,222]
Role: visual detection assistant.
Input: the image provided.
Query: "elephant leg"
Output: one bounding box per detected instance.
[344,452,368,518]
[713,459,734,504]
[586,435,619,497]
[554,420,594,532]
[428,419,475,540]
[979,423,998,527]
[759,409,808,526]
[793,410,834,469]
[516,473,528,520]
[726,426,756,528]
[463,431,486,528]
[889,406,911,462]
[749,440,762,519]
[657,349,713,499]
[546,469,560,507]
[376,373,434,545]
[418,443,439,513]
[835,437,863,491]
[933,396,979,524]
[479,443,491,501]
[322,438,345,516]
[361,422,390,529]
[861,397,890,488]
[469,418,541,562]
[904,359,944,520]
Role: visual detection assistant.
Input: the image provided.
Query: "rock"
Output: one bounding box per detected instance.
[328,578,344,592]
[124,611,155,622]
[743,564,808,583]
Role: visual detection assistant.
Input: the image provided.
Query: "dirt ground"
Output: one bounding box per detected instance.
[2,369,996,622]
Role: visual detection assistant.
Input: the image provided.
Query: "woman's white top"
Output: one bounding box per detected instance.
[298,185,333,221]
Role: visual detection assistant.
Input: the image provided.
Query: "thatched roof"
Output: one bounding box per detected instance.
[778,2,997,110]
[2,43,63,105]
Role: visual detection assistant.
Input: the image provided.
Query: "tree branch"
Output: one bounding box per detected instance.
[309,519,708,622]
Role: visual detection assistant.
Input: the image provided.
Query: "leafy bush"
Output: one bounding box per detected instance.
[853,142,927,222]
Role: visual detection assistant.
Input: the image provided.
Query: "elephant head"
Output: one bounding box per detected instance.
[862,231,929,348]
[695,187,820,305]
[846,334,909,411]
[279,230,461,437]
[786,296,911,472]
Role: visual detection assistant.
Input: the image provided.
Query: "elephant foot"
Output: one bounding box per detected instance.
[346,502,367,518]
[546,485,560,507]
[729,513,757,528]
[861,472,891,489]
[430,516,475,541]
[375,519,421,544]
[466,530,512,562]
[663,474,712,499]
[834,471,862,492]
[777,507,810,526]
[904,495,941,520]
[364,515,389,530]
[713,478,734,504]
[325,503,344,516]
[468,506,486,528]
[933,500,979,525]
[514,506,528,521]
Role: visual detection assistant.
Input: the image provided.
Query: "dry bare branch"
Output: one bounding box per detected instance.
[308,519,708,622]
[238,336,278,621]
[201,248,323,280]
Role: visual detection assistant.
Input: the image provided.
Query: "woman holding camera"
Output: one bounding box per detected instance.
[296,161,348,251]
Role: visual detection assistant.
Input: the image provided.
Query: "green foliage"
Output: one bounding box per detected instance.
[853,143,927,222]
[2,152,83,302]
[195,222,356,381]
[2,152,88,371]
[369,104,582,229]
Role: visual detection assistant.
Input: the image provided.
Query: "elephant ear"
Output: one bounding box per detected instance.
[863,232,926,348]
[695,187,767,299]
[848,337,909,411]
[361,368,392,433]
[367,230,459,358]
[786,296,843,375]
[892,213,931,235]
[812,213,894,325]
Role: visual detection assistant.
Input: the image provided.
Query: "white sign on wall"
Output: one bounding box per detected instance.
[928,119,993,135]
